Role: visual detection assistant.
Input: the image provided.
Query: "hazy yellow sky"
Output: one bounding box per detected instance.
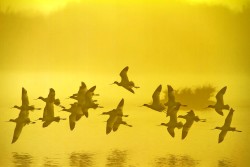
[0,0,250,14]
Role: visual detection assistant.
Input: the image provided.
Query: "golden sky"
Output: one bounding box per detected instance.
[0,0,250,14]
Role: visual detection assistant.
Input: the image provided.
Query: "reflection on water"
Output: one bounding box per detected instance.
[106,150,128,167]
[69,152,94,167]
[154,154,199,167]
[218,159,236,167]
[12,152,33,167]
[43,157,59,167]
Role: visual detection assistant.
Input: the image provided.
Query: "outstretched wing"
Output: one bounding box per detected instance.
[152,85,162,105]
[116,99,124,111]
[224,109,234,127]
[167,127,175,138]
[113,117,122,132]
[21,88,29,107]
[167,85,175,104]
[218,130,228,143]
[120,66,129,83]
[12,122,24,144]
[69,114,76,131]
[182,126,189,140]
[106,115,118,134]
[216,86,227,105]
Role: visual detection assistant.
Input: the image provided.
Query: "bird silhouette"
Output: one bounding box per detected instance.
[37,88,66,127]
[213,108,241,143]
[113,116,132,132]
[207,86,230,116]
[103,99,128,134]
[164,85,187,117]
[178,110,206,139]
[160,103,183,137]
[12,88,41,112]
[35,88,63,107]
[61,103,82,130]
[7,108,35,144]
[143,85,166,112]
[112,66,139,94]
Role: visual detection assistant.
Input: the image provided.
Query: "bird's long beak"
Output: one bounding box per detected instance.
[98,106,104,108]
[200,119,206,122]
[110,83,114,85]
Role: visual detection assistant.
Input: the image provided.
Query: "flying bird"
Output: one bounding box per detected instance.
[207,86,230,116]
[159,103,183,137]
[143,85,166,112]
[112,66,139,94]
[178,110,206,139]
[164,85,187,117]
[213,108,241,143]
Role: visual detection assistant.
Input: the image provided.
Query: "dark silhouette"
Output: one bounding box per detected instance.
[68,82,102,119]
[12,87,41,112]
[160,103,183,138]
[102,99,130,134]
[37,88,66,127]
[112,66,139,94]
[60,103,82,130]
[178,110,206,139]
[164,85,187,116]
[207,86,230,116]
[8,88,36,143]
[213,108,242,143]
[143,85,166,112]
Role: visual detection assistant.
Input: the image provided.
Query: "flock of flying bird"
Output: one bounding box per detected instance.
[8,66,242,144]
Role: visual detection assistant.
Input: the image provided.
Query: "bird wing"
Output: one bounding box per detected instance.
[12,122,24,143]
[167,127,175,138]
[116,99,124,111]
[69,114,76,130]
[167,85,175,104]
[218,130,228,143]
[113,117,122,132]
[120,66,130,83]
[106,115,118,134]
[42,105,48,120]
[124,86,135,94]
[215,108,224,116]
[182,126,189,140]
[216,86,227,105]
[224,109,234,127]
[152,85,162,105]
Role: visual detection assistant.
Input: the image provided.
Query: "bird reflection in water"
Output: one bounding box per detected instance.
[154,154,199,167]
[218,159,236,167]
[12,152,33,167]
[43,157,60,167]
[106,150,128,167]
[69,152,94,167]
